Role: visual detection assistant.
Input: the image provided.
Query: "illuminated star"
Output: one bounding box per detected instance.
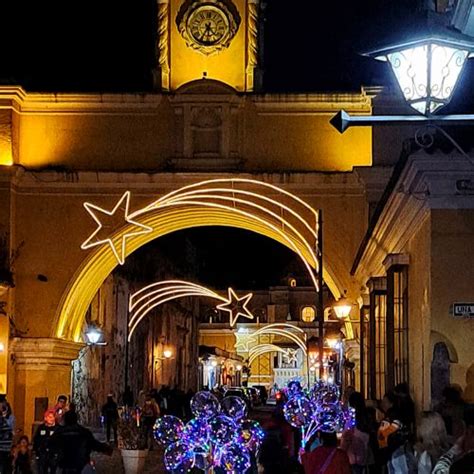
[217,288,254,327]
[234,333,258,353]
[81,191,153,265]
[283,348,298,364]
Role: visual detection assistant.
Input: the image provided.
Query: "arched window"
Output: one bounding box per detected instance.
[301,306,315,322]
[289,278,297,287]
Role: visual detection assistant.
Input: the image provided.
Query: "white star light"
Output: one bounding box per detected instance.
[234,333,258,353]
[283,348,298,364]
[216,288,254,327]
[81,191,153,265]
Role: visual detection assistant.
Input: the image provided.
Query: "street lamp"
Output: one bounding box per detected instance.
[332,291,353,319]
[330,18,474,133]
[84,324,106,346]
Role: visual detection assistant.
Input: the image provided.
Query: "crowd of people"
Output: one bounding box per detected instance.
[257,383,474,474]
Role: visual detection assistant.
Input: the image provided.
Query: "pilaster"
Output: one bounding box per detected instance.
[10,337,83,437]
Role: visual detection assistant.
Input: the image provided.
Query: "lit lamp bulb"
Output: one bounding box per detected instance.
[211,360,218,367]
[85,325,104,345]
[333,292,352,319]
[0,343,5,353]
[163,349,173,359]
[236,364,242,371]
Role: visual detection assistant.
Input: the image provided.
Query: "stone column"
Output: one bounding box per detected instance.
[10,337,83,437]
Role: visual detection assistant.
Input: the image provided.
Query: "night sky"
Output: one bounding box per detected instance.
[0,0,416,92]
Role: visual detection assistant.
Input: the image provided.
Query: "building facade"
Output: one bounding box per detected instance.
[0,0,472,436]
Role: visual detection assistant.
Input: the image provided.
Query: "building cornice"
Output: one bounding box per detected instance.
[353,152,474,282]
[0,86,164,115]
[253,90,372,115]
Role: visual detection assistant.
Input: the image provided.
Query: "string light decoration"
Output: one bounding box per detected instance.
[234,323,307,354]
[282,380,355,450]
[154,391,265,473]
[62,178,326,342]
[248,344,299,365]
[128,280,254,339]
[81,191,153,265]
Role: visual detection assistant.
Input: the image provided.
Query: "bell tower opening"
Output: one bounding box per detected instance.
[154,0,263,92]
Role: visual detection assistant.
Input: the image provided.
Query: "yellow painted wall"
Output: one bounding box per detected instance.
[406,215,431,411]
[431,209,474,401]
[170,0,246,91]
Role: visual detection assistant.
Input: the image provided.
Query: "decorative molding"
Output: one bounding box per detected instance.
[11,337,83,369]
[383,253,410,270]
[156,0,170,91]
[0,86,163,115]
[253,92,372,115]
[355,152,474,282]
[246,0,259,91]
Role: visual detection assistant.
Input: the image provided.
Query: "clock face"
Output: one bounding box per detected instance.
[187,6,229,46]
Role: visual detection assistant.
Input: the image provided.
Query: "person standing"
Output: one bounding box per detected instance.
[53,396,68,427]
[50,411,112,474]
[301,432,351,474]
[12,436,32,474]
[101,394,119,445]
[0,400,14,474]
[141,395,160,450]
[33,409,57,474]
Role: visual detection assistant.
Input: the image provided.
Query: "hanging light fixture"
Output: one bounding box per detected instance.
[367,37,474,115]
[84,324,106,346]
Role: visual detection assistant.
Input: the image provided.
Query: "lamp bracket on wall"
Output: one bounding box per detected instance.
[330,110,474,134]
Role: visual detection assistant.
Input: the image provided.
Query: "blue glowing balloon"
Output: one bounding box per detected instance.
[237,419,265,451]
[221,396,248,420]
[164,441,194,471]
[219,444,251,473]
[153,415,184,445]
[314,403,347,433]
[182,418,210,447]
[284,395,314,428]
[209,415,237,445]
[287,380,303,397]
[190,391,221,420]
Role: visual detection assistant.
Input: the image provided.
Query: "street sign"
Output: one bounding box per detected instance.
[452,303,474,318]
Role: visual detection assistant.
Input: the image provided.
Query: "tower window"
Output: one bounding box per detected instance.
[301,306,315,322]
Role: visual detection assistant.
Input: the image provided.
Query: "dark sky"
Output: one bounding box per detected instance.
[0,0,410,92]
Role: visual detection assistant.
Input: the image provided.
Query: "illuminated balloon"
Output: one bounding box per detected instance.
[193,448,212,471]
[287,380,303,397]
[314,403,346,433]
[183,418,210,447]
[153,415,184,445]
[238,419,265,450]
[164,441,194,471]
[283,395,314,428]
[219,444,251,473]
[209,415,237,445]
[190,391,221,420]
[221,396,248,420]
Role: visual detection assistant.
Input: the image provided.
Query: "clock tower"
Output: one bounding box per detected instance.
[154,0,262,92]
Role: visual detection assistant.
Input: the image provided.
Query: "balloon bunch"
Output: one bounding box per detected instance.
[154,391,265,473]
[283,380,355,447]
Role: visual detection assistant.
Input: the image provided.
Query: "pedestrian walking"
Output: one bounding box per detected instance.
[12,436,32,474]
[50,411,112,474]
[0,400,14,474]
[101,394,118,445]
[33,409,58,474]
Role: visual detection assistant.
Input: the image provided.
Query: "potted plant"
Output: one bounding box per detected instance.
[118,407,148,474]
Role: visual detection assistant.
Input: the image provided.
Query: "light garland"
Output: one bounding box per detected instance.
[81,191,153,265]
[248,345,299,365]
[234,323,307,354]
[61,178,324,342]
[128,280,254,340]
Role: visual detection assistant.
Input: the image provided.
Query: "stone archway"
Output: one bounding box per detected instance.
[54,178,345,342]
